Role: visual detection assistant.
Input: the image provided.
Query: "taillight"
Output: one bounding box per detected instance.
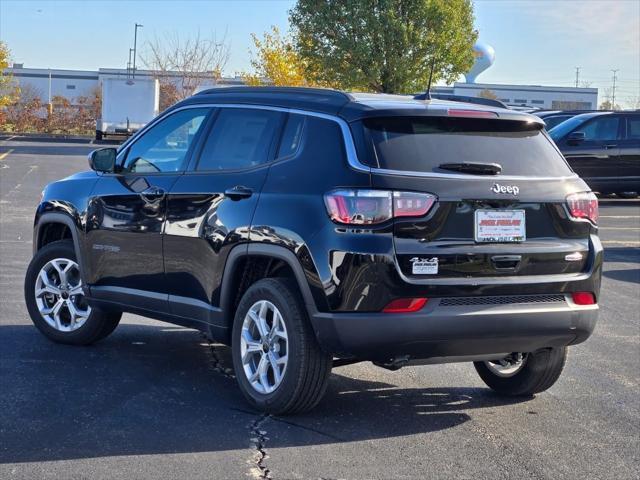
[566,191,598,225]
[324,190,436,225]
[571,292,596,305]
[383,298,428,313]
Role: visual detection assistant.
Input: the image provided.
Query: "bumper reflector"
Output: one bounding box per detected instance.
[383,298,428,313]
[571,292,596,305]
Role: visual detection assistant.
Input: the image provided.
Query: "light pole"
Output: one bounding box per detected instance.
[127,48,134,78]
[133,23,143,78]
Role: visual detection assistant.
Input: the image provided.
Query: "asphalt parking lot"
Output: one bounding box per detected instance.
[0,138,638,480]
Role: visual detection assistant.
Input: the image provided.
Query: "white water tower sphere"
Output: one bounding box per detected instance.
[465,43,495,83]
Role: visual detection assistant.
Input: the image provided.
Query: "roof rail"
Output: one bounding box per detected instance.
[196,86,353,101]
[190,86,355,115]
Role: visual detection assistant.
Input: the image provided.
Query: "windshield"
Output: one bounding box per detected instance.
[548,114,594,141]
[361,116,572,177]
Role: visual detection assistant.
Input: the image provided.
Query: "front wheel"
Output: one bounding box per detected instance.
[474,348,567,396]
[231,278,332,414]
[24,240,121,345]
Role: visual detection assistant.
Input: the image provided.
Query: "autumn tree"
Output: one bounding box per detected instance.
[478,89,498,100]
[143,31,230,106]
[0,41,19,111]
[243,26,326,87]
[289,0,477,93]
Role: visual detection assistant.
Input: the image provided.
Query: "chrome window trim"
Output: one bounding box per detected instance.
[119,103,369,174]
[120,102,580,181]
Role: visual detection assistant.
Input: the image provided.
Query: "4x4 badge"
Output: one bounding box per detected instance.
[491,183,520,195]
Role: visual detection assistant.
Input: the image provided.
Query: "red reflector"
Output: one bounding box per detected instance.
[447,109,498,119]
[383,298,428,313]
[572,292,596,305]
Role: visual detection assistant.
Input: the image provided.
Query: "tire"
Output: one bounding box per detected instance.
[474,347,567,396]
[231,278,332,414]
[24,239,121,345]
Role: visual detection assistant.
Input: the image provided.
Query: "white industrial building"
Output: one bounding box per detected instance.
[3,64,246,103]
[4,64,598,111]
[433,83,598,110]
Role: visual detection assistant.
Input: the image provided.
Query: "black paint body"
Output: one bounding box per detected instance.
[32,88,603,361]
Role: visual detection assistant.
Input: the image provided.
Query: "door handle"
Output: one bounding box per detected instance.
[604,144,618,149]
[140,186,166,204]
[224,185,253,200]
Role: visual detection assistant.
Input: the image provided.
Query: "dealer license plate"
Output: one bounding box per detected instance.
[475,209,526,243]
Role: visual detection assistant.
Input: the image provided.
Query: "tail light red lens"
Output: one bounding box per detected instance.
[383,298,428,313]
[324,190,436,225]
[571,292,596,305]
[566,192,598,225]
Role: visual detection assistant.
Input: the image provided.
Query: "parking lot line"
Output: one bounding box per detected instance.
[0,149,14,161]
[599,227,640,230]
[600,216,640,219]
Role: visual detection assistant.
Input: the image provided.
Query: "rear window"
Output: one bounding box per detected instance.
[361,116,572,177]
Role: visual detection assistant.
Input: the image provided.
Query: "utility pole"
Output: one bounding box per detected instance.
[611,69,619,108]
[132,23,143,79]
[574,67,581,88]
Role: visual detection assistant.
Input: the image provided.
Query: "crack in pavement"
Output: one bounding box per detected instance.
[200,332,235,379]
[199,333,272,478]
[248,414,272,479]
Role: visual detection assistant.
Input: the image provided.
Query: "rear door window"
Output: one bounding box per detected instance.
[196,108,284,171]
[361,116,572,177]
[624,116,640,141]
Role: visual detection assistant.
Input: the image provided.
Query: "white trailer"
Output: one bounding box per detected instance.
[96,78,159,140]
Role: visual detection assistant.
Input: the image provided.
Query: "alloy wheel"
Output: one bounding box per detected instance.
[484,352,528,378]
[240,300,289,394]
[34,258,91,332]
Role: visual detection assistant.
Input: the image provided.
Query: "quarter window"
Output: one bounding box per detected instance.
[122,108,209,173]
[197,108,283,170]
[277,114,305,158]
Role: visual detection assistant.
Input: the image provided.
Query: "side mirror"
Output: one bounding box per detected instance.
[567,131,586,144]
[88,148,117,173]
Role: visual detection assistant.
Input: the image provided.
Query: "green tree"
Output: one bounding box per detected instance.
[289,0,477,93]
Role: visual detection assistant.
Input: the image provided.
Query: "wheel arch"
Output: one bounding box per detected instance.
[219,243,320,335]
[34,213,86,281]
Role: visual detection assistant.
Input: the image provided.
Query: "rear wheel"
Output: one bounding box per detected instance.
[474,348,567,396]
[24,240,121,345]
[231,278,332,414]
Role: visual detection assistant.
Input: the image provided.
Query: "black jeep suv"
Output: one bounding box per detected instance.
[25,87,602,414]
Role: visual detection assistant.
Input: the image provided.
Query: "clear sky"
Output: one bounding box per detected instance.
[1,0,639,107]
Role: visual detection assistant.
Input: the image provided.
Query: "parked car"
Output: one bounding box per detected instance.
[535,110,589,130]
[24,88,601,414]
[549,111,640,195]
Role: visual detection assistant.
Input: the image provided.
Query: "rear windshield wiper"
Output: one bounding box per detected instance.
[438,162,502,175]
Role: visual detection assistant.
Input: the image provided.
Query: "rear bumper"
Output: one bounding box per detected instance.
[311,296,598,360]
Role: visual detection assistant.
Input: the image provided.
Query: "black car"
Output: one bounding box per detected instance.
[549,111,640,195]
[24,88,602,414]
